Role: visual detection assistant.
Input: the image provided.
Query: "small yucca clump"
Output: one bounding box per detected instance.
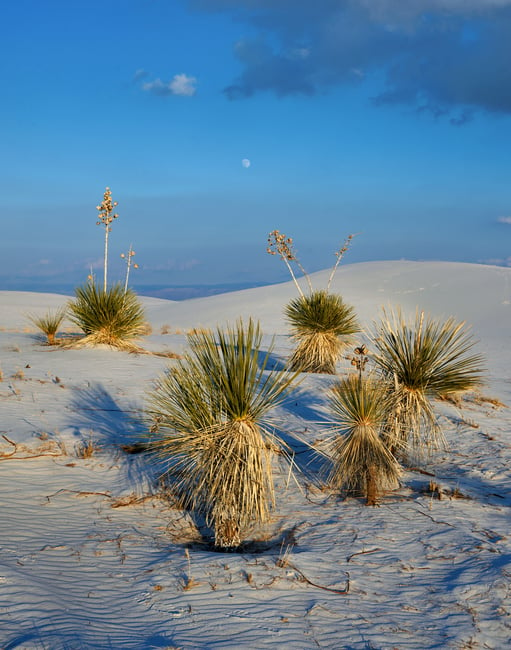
[68,282,147,350]
[285,290,359,373]
[147,318,298,549]
[268,230,359,374]
[372,309,484,461]
[326,374,401,505]
[28,307,67,345]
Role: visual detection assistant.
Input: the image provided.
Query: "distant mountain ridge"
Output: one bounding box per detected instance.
[0,281,270,301]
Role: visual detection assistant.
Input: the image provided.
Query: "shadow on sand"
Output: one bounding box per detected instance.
[66,381,164,493]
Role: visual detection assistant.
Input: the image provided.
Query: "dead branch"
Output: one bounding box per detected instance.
[0,434,17,458]
[285,561,350,594]
[45,489,112,502]
[0,434,62,461]
[415,507,455,527]
[110,493,169,508]
[346,548,382,563]
[408,467,436,476]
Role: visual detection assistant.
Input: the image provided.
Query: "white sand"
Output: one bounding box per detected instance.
[0,260,510,649]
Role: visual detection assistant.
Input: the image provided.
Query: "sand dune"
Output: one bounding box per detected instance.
[0,261,510,649]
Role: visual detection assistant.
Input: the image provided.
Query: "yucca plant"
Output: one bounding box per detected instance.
[267,230,359,373]
[372,309,484,460]
[68,281,147,350]
[326,374,401,505]
[28,307,67,345]
[285,290,360,373]
[147,318,299,549]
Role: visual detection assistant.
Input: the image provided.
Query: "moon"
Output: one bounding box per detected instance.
[241,158,251,168]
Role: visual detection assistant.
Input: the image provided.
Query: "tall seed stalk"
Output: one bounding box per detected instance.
[267,230,356,296]
[326,234,355,292]
[96,187,119,293]
[267,230,311,297]
[121,244,139,294]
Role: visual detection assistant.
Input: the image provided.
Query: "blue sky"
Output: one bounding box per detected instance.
[2,0,511,292]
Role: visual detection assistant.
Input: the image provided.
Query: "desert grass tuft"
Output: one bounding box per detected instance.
[465,392,507,409]
[27,307,67,345]
[285,290,360,373]
[182,548,198,590]
[326,374,401,505]
[372,309,484,460]
[75,436,100,459]
[67,281,147,350]
[147,318,299,549]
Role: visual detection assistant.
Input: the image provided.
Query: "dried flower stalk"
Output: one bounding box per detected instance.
[96,187,119,292]
[267,230,312,297]
[267,230,355,296]
[121,244,139,294]
[326,234,355,292]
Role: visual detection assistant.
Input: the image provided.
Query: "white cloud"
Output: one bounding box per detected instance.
[497,216,511,224]
[169,73,197,96]
[142,74,197,97]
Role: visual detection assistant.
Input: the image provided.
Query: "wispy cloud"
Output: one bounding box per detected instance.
[133,69,149,83]
[85,258,104,271]
[145,258,202,272]
[192,0,511,120]
[479,256,511,266]
[498,215,511,224]
[141,73,197,97]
